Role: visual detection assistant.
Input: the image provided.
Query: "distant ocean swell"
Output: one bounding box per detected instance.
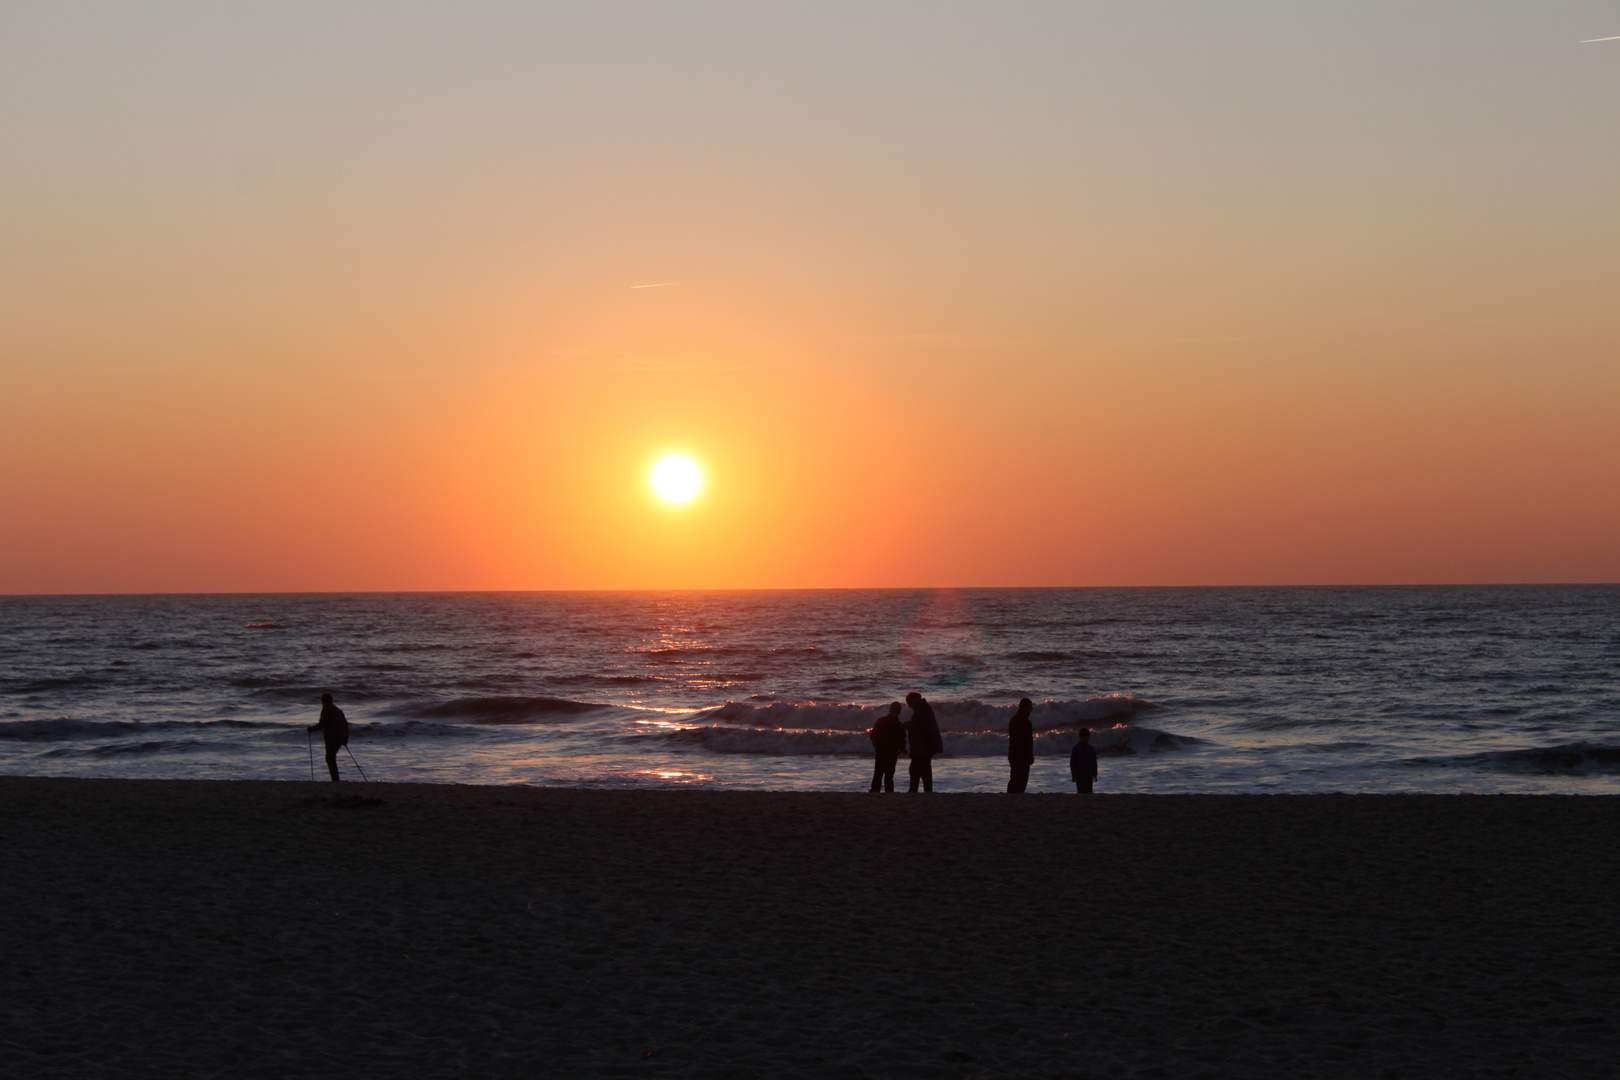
[0,717,489,748]
[0,718,277,740]
[208,692,1153,730]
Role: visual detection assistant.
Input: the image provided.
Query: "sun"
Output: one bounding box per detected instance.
[650,454,703,504]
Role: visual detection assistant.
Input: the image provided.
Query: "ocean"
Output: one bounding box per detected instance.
[1,587,1615,793]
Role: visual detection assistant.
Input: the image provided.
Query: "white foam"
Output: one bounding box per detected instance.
[694,694,1153,733]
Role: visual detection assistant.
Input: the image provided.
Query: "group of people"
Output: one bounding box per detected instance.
[308,689,1102,793]
[867,693,1099,794]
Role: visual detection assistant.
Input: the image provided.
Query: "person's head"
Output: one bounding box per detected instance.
[320,693,333,704]
[1016,697,1033,715]
[1079,726,1091,743]
[905,691,922,707]
[888,702,902,716]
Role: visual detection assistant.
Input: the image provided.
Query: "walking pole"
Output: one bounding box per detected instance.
[307,729,316,781]
[344,744,369,782]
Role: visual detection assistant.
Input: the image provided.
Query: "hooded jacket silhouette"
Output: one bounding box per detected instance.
[1007,710,1034,766]
[904,697,944,758]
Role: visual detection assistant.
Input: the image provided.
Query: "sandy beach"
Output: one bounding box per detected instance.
[1,779,1615,1079]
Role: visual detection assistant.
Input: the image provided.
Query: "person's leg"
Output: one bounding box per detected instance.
[880,754,897,792]
[1008,762,1029,793]
[870,757,883,792]
[920,756,933,793]
[908,758,921,793]
[324,743,341,782]
[1077,776,1093,795]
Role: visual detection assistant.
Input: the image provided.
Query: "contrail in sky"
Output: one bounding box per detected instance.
[1579,35,1620,42]
[631,282,674,289]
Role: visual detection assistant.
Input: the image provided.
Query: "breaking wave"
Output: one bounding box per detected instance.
[44,739,210,757]
[375,696,622,724]
[692,695,1153,733]
[1405,742,1620,774]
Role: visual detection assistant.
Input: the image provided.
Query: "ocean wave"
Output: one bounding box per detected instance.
[640,721,1191,757]
[692,695,1153,733]
[87,739,207,757]
[545,674,673,687]
[1227,715,1340,732]
[233,683,352,704]
[375,695,619,724]
[1405,742,1620,774]
[353,720,485,739]
[0,718,280,740]
[2,676,102,694]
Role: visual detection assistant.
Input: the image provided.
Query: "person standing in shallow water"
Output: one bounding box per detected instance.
[904,691,944,793]
[308,693,349,782]
[868,702,906,793]
[1070,726,1098,794]
[1006,698,1035,793]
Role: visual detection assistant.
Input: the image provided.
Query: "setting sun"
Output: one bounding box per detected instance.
[650,455,703,504]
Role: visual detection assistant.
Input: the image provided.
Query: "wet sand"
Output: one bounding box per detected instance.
[1,778,1615,1079]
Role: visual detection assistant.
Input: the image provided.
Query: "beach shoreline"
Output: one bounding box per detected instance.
[2,777,1615,1078]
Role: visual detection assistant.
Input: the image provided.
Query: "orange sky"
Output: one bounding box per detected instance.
[2,3,1617,592]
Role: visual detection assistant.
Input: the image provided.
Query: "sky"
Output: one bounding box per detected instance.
[2,1,1617,592]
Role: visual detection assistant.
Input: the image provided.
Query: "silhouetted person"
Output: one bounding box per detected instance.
[1070,726,1098,794]
[308,692,349,782]
[1007,697,1035,793]
[904,691,944,793]
[869,702,906,793]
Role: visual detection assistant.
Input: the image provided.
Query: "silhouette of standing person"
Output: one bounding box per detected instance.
[868,702,906,793]
[307,692,349,782]
[1070,726,1098,794]
[904,691,944,793]
[1007,698,1035,793]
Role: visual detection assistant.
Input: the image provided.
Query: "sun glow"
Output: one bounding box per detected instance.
[650,455,703,504]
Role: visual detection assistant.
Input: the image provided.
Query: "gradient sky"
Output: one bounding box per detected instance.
[3,2,1617,592]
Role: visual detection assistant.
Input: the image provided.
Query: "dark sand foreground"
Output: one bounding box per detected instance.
[1,779,1615,1079]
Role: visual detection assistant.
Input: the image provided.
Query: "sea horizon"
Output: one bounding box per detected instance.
[8,581,1619,598]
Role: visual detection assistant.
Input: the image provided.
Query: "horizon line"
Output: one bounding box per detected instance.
[3,582,1616,599]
